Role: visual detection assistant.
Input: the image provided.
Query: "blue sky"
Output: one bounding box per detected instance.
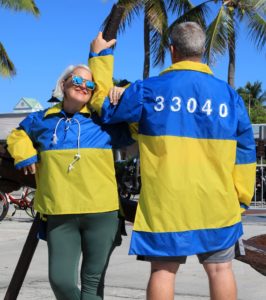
[0,0,265,113]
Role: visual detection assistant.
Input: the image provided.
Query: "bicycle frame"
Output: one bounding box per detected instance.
[0,186,35,220]
[5,187,34,210]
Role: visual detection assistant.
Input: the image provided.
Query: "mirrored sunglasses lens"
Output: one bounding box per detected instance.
[72,75,83,85]
[86,81,95,90]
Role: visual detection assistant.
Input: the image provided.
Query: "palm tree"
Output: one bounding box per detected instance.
[103,0,167,79]
[201,0,266,88]
[237,81,266,114]
[103,0,206,79]
[238,81,266,123]
[0,0,40,77]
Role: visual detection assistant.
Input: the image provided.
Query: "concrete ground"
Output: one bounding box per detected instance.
[0,210,265,300]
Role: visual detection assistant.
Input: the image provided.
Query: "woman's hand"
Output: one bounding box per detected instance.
[90,32,116,54]
[109,86,125,105]
[23,163,36,175]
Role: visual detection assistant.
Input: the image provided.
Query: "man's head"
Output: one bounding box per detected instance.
[170,22,206,63]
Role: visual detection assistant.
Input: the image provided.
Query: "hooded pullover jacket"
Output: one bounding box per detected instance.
[7,52,134,215]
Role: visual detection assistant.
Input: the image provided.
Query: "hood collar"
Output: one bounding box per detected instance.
[44,102,91,118]
[160,61,213,76]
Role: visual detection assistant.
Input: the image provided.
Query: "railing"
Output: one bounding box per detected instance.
[252,124,266,209]
[252,162,266,208]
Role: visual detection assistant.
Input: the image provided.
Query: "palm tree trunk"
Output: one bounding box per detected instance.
[227,18,235,88]
[143,6,150,79]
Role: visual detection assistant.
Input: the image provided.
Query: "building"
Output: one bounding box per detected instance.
[0,98,43,142]
[13,97,43,113]
[0,113,29,141]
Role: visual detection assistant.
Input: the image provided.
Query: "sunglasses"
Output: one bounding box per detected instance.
[70,74,95,91]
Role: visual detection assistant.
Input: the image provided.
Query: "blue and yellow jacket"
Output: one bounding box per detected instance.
[89,57,256,256]
[7,103,134,215]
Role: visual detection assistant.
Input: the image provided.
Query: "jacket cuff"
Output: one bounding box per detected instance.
[240,203,249,213]
[15,155,38,169]
[89,49,113,58]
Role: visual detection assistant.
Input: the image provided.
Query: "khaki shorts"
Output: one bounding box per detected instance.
[138,242,242,264]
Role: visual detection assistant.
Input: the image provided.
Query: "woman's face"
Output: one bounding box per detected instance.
[63,67,94,107]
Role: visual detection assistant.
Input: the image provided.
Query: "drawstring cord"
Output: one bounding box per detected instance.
[68,118,81,172]
[52,117,81,172]
[52,117,65,144]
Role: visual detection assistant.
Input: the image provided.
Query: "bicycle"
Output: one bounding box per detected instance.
[115,156,140,223]
[0,186,35,221]
[115,156,141,201]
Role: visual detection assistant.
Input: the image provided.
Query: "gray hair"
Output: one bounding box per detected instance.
[170,22,205,59]
[52,64,92,99]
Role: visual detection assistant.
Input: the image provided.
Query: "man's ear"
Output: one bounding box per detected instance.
[170,45,174,54]
[170,45,181,63]
[170,45,175,62]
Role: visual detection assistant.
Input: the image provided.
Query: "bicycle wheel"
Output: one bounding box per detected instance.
[25,191,36,218]
[0,192,9,221]
[118,184,131,201]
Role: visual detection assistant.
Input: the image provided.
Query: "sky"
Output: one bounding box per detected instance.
[0,0,265,113]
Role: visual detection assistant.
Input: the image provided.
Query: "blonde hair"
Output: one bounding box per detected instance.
[52,64,92,99]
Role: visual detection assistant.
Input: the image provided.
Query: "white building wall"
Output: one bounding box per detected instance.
[0,113,28,141]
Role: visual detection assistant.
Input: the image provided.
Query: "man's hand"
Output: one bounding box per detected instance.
[109,86,125,105]
[90,32,116,54]
[22,163,36,175]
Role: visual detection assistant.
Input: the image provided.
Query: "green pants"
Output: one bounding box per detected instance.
[47,211,120,300]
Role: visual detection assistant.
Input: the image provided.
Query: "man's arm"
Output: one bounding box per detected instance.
[233,96,256,212]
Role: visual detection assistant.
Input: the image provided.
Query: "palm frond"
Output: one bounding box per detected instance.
[0,0,40,16]
[237,86,248,96]
[102,0,142,34]
[254,0,266,15]
[0,42,16,77]
[150,23,169,67]
[248,80,265,101]
[259,90,266,102]
[143,1,170,67]
[168,1,211,32]
[245,10,266,51]
[238,80,266,103]
[145,0,168,33]
[165,0,194,15]
[204,6,233,65]
[232,0,253,20]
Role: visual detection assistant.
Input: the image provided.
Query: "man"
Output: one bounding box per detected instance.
[90,23,256,300]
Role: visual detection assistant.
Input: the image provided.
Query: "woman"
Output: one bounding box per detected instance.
[7,40,134,299]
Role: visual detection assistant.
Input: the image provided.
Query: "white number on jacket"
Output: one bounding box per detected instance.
[154,96,228,118]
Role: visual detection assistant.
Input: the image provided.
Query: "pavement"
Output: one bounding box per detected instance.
[0,210,266,300]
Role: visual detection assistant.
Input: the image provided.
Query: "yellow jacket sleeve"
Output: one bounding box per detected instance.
[233,163,256,213]
[7,129,38,168]
[89,52,139,141]
[89,54,114,116]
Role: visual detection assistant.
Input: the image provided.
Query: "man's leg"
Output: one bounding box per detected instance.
[200,245,237,300]
[203,261,237,300]
[147,261,180,300]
